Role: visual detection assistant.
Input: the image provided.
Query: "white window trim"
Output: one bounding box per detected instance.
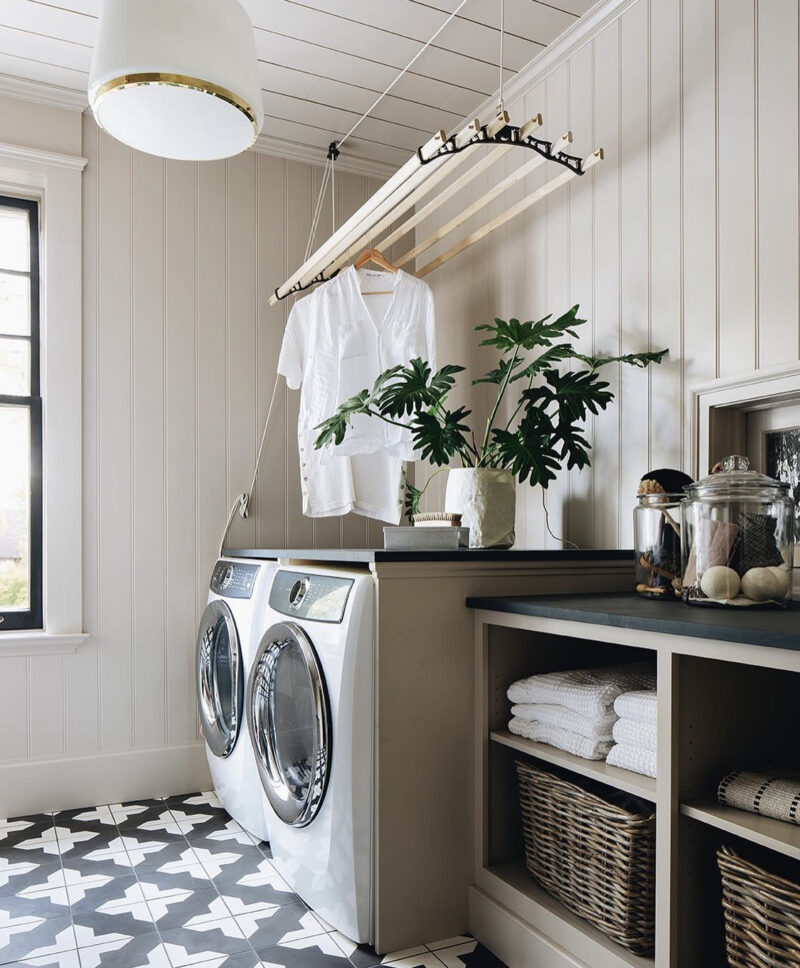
[0,141,88,654]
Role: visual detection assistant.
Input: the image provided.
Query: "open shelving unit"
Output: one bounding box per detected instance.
[469,594,800,968]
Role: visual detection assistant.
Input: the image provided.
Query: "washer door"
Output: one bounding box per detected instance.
[196,600,243,758]
[248,622,331,827]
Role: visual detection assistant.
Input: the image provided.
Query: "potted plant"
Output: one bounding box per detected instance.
[314,306,667,547]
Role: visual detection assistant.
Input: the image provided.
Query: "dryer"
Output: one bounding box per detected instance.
[196,556,276,842]
[247,565,375,943]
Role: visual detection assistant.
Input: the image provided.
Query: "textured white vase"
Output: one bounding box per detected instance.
[445,468,516,548]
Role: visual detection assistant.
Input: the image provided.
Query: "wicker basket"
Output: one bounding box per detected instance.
[515,759,656,954]
[718,846,800,967]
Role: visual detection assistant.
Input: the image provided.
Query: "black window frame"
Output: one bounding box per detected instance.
[0,195,43,631]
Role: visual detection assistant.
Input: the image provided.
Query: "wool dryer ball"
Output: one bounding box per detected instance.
[700,566,741,600]
[742,566,789,602]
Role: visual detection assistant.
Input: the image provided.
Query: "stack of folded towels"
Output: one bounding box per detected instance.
[606,690,658,778]
[506,663,656,761]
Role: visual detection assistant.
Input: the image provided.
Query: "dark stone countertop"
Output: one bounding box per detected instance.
[466,592,800,651]
[223,547,632,564]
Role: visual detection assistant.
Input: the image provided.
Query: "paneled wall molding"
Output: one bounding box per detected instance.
[468,0,638,126]
[0,74,87,113]
[0,140,87,172]
[0,633,89,657]
[251,132,397,180]
[0,742,210,817]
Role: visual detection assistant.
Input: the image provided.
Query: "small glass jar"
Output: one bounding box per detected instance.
[680,455,794,607]
[634,493,684,598]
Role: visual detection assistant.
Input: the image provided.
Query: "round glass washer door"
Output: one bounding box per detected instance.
[248,622,331,827]
[196,599,243,758]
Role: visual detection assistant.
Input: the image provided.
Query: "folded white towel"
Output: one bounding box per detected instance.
[507,663,656,719]
[613,690,658,725]
[508,717,614,761]
[606,743,657,778]
[613,717,657,752]
[511,703,616,740]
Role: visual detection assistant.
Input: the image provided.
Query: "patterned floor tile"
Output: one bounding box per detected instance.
[120,841,200,875]
[232,901,325,951]
[163,794,228,824]
[159,916,251,966]
[108,801,168,829]
[253,842,272,859]
[143,887,227,933]
[68,874,145,915]
[54,828,126,859]
[0,887,70,921]
[0,857,63,900]
[76,935,172,968]
[164,952,259,968]
[254,933,354,968]
[424,938,473,952]
[71,903,158,944]
[191,841,265,877]
[185,819,255,847]
[0,915,76,964]
[0,817,55,852]
[213,859,297,911]
[431,942,505,968]
[331,936,429,968]
[136,864,215,895]
[61,852,136,880]
[53,806,117,829]
[20,949,81,968]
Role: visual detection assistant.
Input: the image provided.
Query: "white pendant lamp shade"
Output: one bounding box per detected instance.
[89,0,264,161]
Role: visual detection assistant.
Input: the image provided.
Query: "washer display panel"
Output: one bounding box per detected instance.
[248,622,331,827]
[196,600,243,758]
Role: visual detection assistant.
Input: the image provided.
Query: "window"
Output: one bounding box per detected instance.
[0,196,42,631]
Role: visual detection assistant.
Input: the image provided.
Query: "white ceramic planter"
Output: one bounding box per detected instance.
[445,468,516,549]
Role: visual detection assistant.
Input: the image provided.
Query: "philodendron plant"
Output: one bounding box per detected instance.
[314,306,667,520]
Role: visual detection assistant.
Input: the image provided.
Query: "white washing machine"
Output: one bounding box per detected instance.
[247,565,375,944]
[196,556,276,842]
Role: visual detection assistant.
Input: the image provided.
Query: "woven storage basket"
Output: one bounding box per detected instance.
[515,759,656,954]
[718,846,800,967]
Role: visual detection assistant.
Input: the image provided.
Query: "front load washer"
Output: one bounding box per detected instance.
[196,556,276,842]
[248,565,375,943]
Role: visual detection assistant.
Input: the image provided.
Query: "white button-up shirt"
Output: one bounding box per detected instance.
[277,267,437,524]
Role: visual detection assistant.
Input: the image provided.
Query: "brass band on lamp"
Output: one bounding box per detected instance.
[92,72,260,138]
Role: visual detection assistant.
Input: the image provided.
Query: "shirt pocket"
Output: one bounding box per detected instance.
[337,326,370,404]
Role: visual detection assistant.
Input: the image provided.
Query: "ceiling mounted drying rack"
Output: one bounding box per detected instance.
[270,111,604,304]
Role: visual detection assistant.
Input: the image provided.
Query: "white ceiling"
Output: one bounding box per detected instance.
[0,0,595,171]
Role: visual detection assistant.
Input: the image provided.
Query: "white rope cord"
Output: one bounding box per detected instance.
[498,0,506,111]
[337,0,471,151]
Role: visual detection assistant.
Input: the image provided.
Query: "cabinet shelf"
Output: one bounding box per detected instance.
[681,799,800,861]
[490,729,657,802]
[484,860,655,968]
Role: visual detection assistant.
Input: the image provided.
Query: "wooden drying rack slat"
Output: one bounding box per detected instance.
[270,114,603,303]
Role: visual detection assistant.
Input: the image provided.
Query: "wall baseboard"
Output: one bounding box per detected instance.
[0,743,211,817]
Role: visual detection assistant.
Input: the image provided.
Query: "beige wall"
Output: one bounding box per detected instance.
[419,0,800,551]
[0,100,386,811]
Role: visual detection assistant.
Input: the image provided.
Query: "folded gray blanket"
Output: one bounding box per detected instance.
[718,770,800,826]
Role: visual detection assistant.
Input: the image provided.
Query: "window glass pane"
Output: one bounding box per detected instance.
[0,208,30,273]
[0,405,30,611]
[0,272,30,336]
[0,338,30,395]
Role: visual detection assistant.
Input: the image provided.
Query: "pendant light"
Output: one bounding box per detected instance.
[88,0,264,162]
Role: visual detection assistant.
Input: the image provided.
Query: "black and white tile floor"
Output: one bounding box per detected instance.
[0,793,507,968]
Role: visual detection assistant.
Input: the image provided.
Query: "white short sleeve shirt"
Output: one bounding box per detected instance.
[277,266,437,524]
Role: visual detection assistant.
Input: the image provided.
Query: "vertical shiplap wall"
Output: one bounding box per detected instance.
[0,114,384,800]
[422,0,800,549]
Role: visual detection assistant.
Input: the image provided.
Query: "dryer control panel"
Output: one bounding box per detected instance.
[269,570,353,623]
[210,560,261,599]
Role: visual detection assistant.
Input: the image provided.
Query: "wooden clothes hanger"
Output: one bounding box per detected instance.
[352,247,399,295]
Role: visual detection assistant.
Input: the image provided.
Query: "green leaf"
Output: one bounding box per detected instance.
[378,359,465,418]
[573,348,668,370]
[511,343,575,382]
[472,356,524,386]
[476,306,587,354]
[410,406,472,466]
[490,407,561,487]
[313,388,372,448]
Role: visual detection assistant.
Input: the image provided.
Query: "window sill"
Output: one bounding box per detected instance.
[0,632,89,656]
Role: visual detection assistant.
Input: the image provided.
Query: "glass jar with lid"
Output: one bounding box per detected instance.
[634,493,684,598]
[680,455,794,607]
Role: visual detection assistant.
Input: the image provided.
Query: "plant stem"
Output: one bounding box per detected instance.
[479,346,519,465]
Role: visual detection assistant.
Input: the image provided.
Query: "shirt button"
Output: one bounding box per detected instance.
[304,476,309,481]
[302,462,307,467]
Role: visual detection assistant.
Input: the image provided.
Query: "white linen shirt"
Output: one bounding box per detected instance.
[277,266,437,523]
